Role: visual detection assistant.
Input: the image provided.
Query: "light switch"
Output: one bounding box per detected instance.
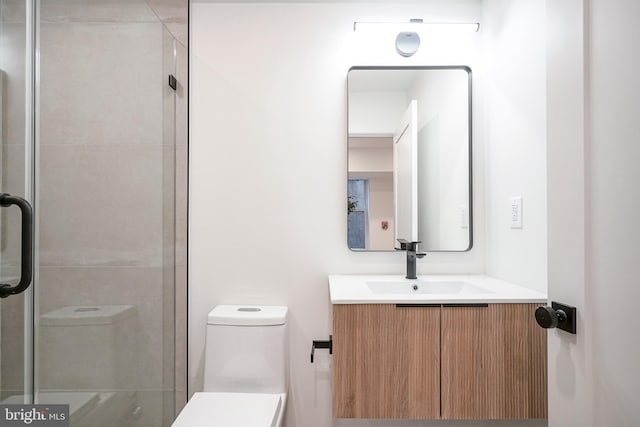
[459,205,469,229]
[511,196,523,229]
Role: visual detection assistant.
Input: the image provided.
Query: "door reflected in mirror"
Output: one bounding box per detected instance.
[347,66,472,252]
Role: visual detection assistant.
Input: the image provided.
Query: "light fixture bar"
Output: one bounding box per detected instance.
[354,20,480,33]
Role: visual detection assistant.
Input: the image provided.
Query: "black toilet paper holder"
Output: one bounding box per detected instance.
[310,336,332,363]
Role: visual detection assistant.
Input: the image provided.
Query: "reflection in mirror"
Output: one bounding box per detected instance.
[347,66,472,252]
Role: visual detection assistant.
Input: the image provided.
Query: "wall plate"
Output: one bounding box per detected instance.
[552,301,577,334]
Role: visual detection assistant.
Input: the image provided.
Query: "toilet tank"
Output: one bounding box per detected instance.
[204,305,288,394]
[39,305,137,391]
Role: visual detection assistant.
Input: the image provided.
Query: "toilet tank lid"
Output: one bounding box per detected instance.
[207,305,288,326]
[41,305,136,326]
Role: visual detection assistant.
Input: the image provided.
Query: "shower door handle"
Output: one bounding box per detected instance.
[0,193,33,298]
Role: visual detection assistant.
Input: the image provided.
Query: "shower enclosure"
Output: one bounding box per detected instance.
[0,0,187,425]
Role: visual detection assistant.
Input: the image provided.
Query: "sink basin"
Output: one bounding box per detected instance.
[329,275,547,304]
[366,280,493,295]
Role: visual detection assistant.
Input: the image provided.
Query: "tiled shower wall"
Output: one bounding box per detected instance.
[36,1,187,426]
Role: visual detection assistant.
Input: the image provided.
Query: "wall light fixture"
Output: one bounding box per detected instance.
[353,19,480,57]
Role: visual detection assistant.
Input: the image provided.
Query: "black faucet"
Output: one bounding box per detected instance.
[396,239,426,280]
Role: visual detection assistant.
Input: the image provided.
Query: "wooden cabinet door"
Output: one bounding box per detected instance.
[332,304,440,418]
[440,304,547,419]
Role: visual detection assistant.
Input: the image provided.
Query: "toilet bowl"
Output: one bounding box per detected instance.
[171,392,284,427]
[172,305,288,427]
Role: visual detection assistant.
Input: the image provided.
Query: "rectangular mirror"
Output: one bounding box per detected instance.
[347,66,472,252]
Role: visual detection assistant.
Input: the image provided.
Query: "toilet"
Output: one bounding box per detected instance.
[172,305,288,427]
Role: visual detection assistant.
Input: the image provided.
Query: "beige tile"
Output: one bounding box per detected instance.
[175,42,188,120]
[39,1,157,24]
[0,207,22,276]
[39,21,163,146]
[38,144,164,267]
[1,0,26,24]
[136,390,165,427]
[172,38,187,412]
[0,21,27,147]
[147,0,188,47]
[174,262,187,401]
[1,292,25,397]
[174,391,186,420]
[174,42,188,268]
[174,141,187,268]
[162,144,176,269]
[1,145,26,268]
[1,145,25,192]
[162,28,177,148]
[162,263,175,387]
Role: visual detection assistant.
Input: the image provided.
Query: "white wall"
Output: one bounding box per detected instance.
[190,1,551,426]
[348,91,406,135]
[348,146,392,174]
[482,0,548,292]
[409,70,470,250]
[191,2,489,426]
[587,1,640,424]
[587,0,640,424]
[546,0,640,426]
[545,1,590,426]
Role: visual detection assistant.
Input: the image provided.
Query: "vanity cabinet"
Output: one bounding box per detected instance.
[332,304,440,418]
[332,303,547,420]
[440,304,547,419]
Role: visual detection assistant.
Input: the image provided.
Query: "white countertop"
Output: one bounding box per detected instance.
[329,274,547,304]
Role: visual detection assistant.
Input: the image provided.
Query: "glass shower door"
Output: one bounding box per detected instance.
[0,1,181,424]
[0,0,34,405]
[35,1,178,426]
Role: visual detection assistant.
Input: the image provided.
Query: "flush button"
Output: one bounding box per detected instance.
[74,307,99,312]
[237,307,261,312]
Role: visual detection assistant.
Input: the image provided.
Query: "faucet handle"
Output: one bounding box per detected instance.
[396,238,409,250]
[396,239,421,252]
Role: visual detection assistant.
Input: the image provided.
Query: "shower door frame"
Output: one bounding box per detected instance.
[22,0,36,404]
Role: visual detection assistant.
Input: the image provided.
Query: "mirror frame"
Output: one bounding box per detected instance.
[346,65,473,252]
